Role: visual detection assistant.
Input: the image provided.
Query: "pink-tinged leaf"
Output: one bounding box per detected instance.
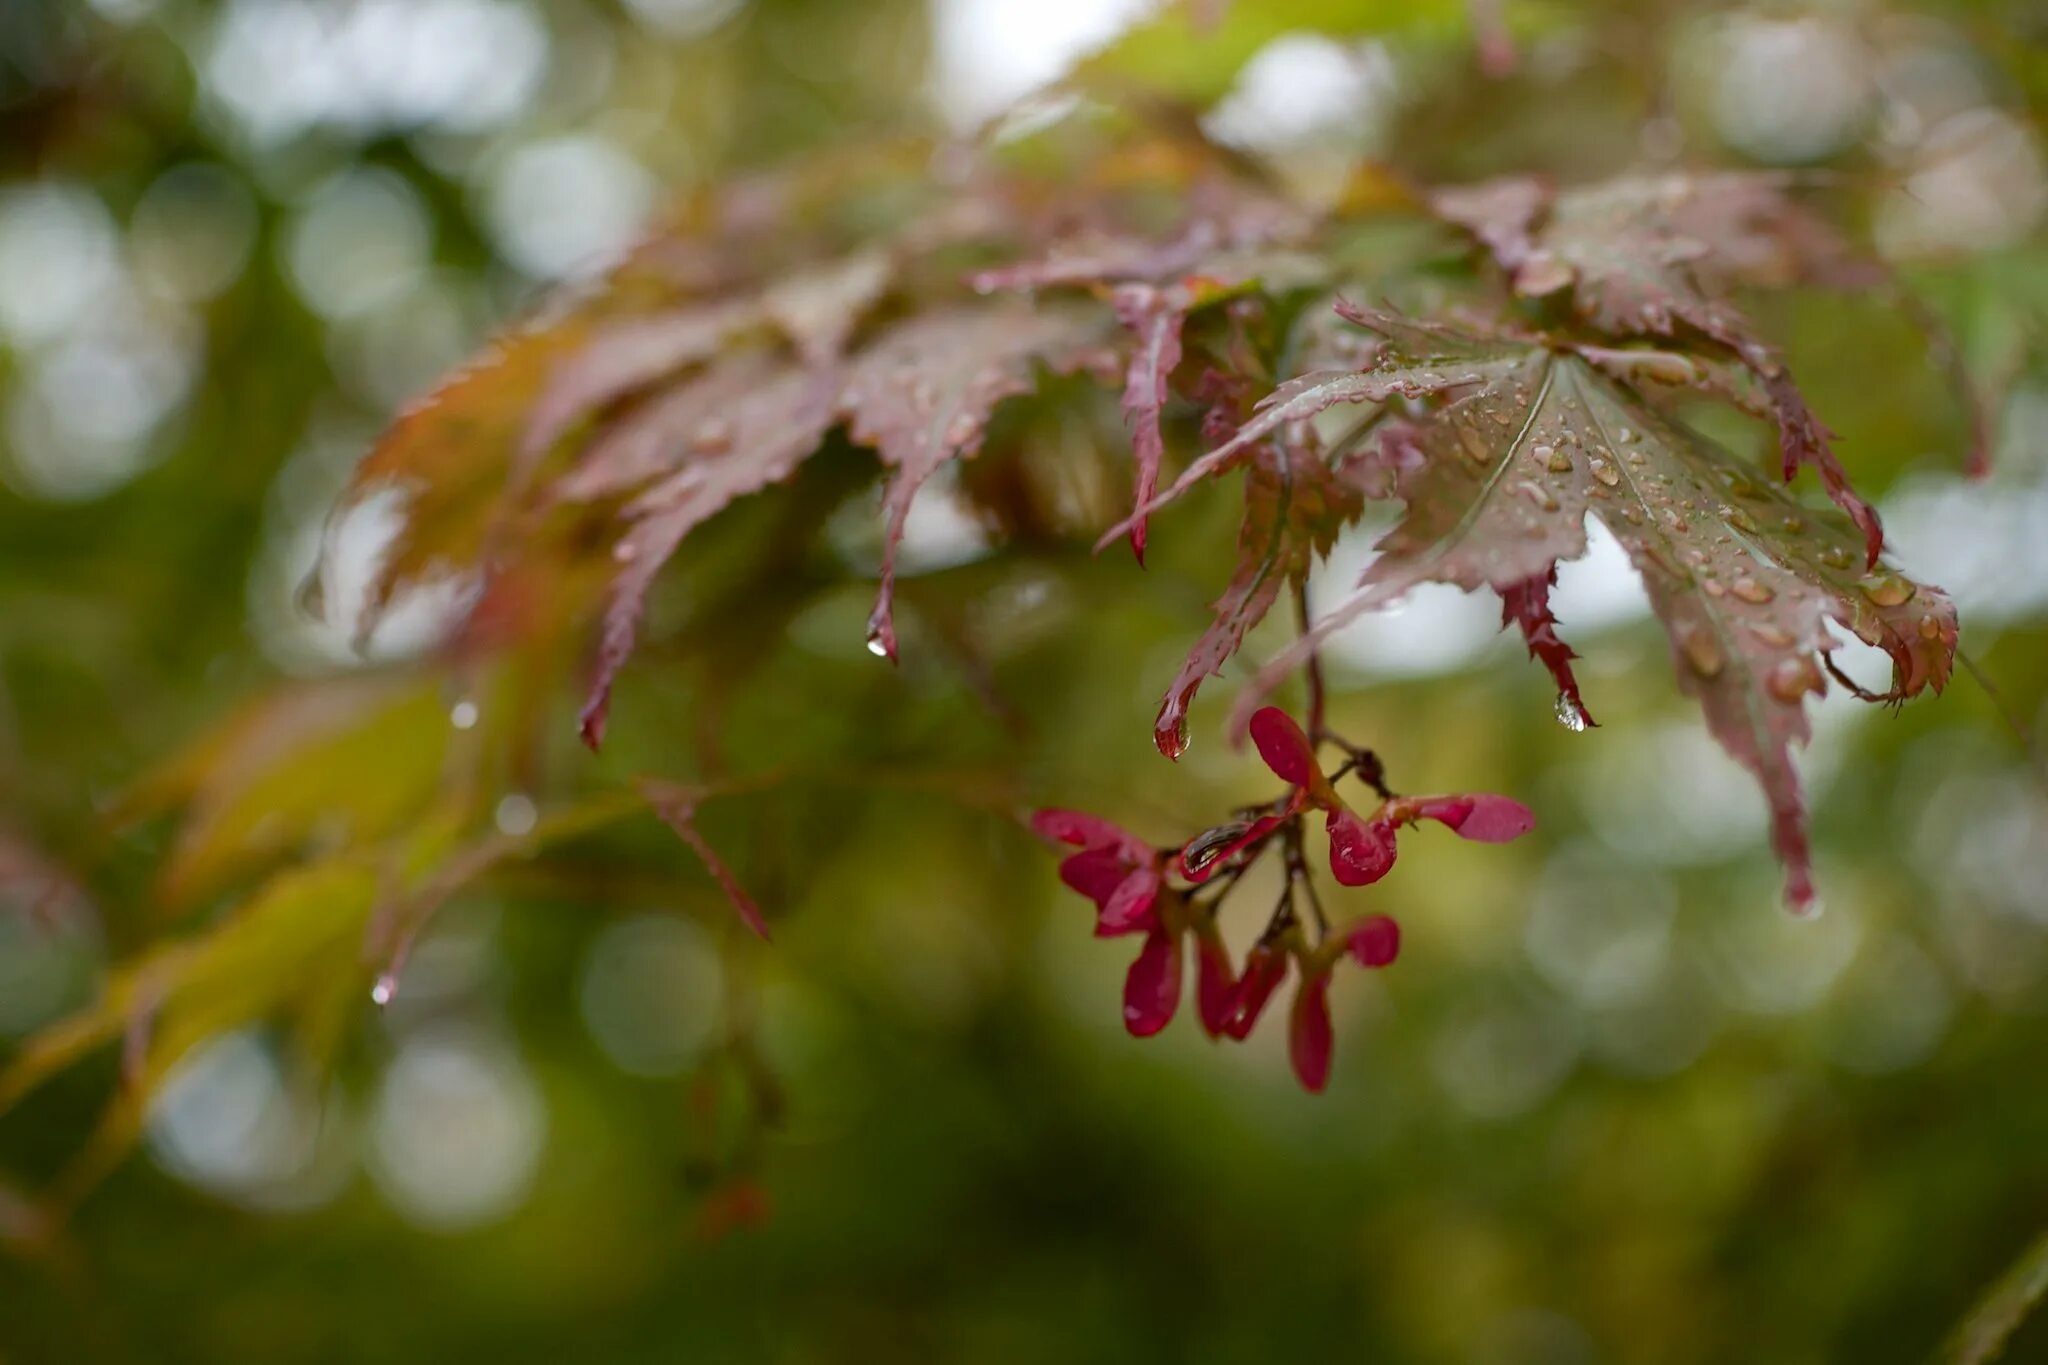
[578,367,840,748]
[1347,914,1401,968]
[1196,935,1238,1038]
[1499,567,1596,729]
[1326,808,1397,887]
[1224,943,1287,1041]
[1033,808,1150,857]
[1230,310,1956,909]
[1432,171,1888,563]
[842,304,1111,662]
[641,782,769,940]
[1288,971,1334,1094]
[522,300,766,476]
[1123,926,1184,1038]
[761,247,893,365]
[1249,707,1318,787]
[1112,283,1189,563]
[1153,442,1364,758]
[1097,868,1163,937]
[1099,305,1524,550]
[1414,794,1534,843]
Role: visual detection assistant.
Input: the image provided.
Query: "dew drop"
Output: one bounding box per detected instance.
[1749,622,1796,647]
[1917,615,1945,641]
[370,974,397,1008]
[294,568,327,621]
[613,540,639,564]
[1680,627,1725,678]
[1731,577,1775,604]
[449,699,479,730]
[1859,571,1915,608]
[943,414,979,447]
[1515,480,1560,511]
[1766,656,1823,702]
[1546,446,1573,473]
[1723,507,1759,534]
[1616,426,1638,444]
[1589,455,1622,487]
[1819,546,1856,570]
[865,634,890,658]
[1554,692,1590,732]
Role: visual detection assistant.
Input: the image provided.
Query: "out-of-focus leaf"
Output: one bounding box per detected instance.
[118,677,455,910]
[1154,440,1363,758]
[1075,0,1472,109]
[1943,1229,2048,1365]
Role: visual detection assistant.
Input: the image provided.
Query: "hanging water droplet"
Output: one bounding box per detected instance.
[1788,892,1826,921]
[1181,823,1250,877]
[613,540,639,564]
[1859,571,1915,608]
[449,699,479,730]
[370,974,397,1007]
[1731,577,1775,604]
[1554,692,1590,732]
[1680,627,1725,678]
[1766,656,1823,702]
[865,634,890,658]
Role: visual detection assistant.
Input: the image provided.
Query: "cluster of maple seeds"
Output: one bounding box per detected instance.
[1033,708,1532,1093]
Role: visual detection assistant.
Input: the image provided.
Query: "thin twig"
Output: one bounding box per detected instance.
[1295,579,1326,741]
[1959,648,2047,788]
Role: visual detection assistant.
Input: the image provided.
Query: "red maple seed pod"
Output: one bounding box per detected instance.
[1289,971,1335,1093]
[1225,943,1289,1041]
[1347,914,1401,968]
[1123,925,1184,1038]
[1195,934,1238,1038]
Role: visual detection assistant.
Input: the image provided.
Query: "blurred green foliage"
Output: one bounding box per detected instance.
[3,1,2048,1362]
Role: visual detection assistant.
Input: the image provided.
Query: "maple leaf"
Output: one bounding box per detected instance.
[1432,171,1888,564]
[842,302,1114,662]
[1153,439,1364,759]
[1499,566,1595,730]
[1232,305,1956,909]
[577,359,840,747]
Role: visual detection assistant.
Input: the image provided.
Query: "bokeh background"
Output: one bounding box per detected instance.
[3,1,2048,1361]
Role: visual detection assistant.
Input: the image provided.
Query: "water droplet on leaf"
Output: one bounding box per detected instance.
[1680,627,1725,677]
[1554,692,1590,732]
[449,699,479,730]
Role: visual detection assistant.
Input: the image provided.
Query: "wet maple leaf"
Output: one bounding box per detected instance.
[1432,171,1888,563]
[577,359,841,747]
[1153,439,1364,758]
[1235,304,1956,909]
[843,302,1115,663]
